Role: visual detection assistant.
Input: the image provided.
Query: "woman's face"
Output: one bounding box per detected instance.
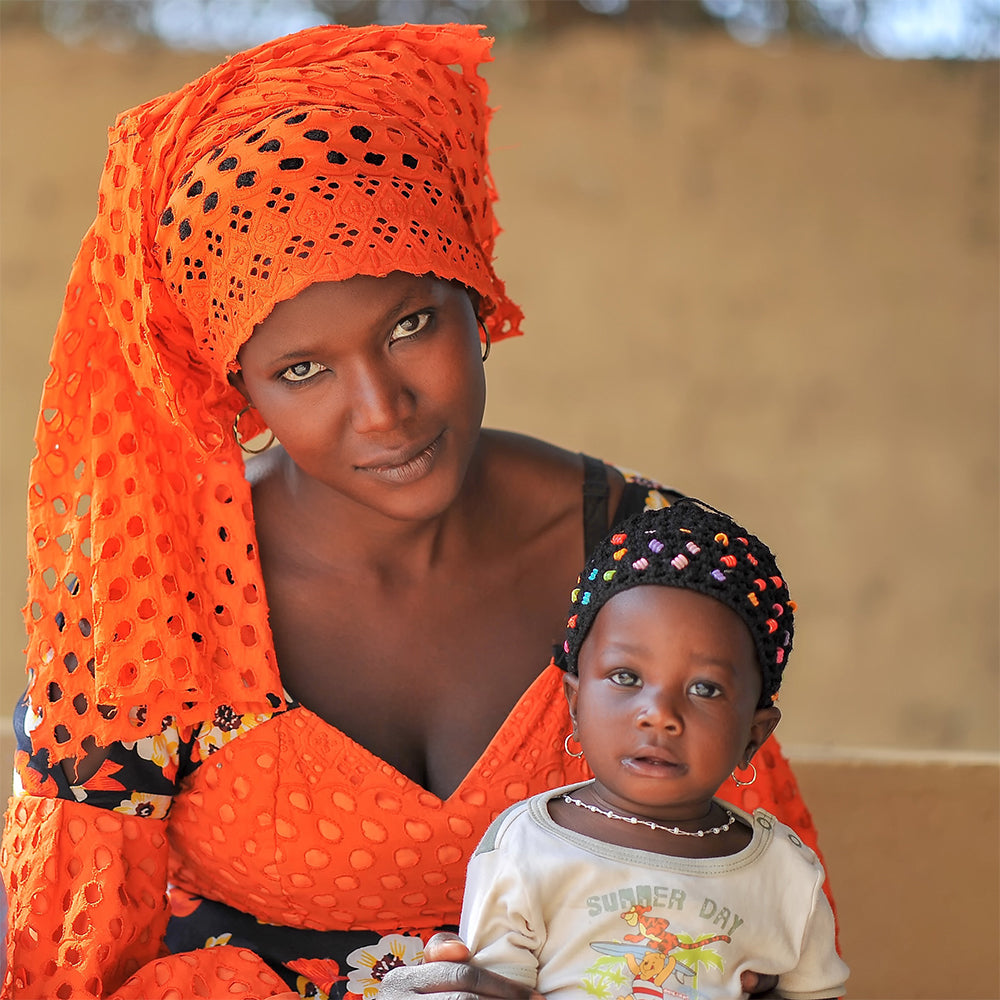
[563,587,780,823]
[232,272,486,521]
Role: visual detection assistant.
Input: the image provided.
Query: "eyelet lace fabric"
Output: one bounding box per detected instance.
[21,23,521,764]
[4,668,826,998]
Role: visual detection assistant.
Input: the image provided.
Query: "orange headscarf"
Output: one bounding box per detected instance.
[25,23,522,762]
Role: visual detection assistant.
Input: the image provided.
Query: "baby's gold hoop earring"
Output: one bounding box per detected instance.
[233,405,276,454]
[731,761,757,787]
[477,317,491,363]
[563,732,584,759]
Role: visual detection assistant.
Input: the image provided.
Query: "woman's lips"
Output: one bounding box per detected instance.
[355,433,443,485]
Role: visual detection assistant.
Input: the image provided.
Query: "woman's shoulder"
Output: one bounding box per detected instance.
[478,430,682,525]
[477,430,587,512]
[479,428,581,472]
[478,430,669,492]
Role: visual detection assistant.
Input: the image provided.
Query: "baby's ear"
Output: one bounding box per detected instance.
[562,672,580,726]
[743,705,781,766]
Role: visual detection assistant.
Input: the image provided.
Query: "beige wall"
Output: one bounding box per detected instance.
[1,24,998,1000]
[480,30,999,758]
[4,26,995,757]
[795,757,999,999]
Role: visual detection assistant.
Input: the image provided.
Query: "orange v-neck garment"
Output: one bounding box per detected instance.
[3,659,826,998]
[166,661,826,936]
[166,663,592,934]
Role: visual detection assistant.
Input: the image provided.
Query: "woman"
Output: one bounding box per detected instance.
[1,23,824,999]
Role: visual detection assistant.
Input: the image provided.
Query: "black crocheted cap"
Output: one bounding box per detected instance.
[561,498,794,705]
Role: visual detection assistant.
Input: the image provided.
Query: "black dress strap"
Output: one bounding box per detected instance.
[610,477,658,524]
[558,455,681,670]
[580,453,610,558]
[552,453,610,669]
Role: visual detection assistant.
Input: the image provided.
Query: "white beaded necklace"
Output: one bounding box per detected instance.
[562,793,736,837]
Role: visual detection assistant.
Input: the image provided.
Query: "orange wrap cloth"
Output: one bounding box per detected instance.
[22,23,521,763]
[1,797,297,998]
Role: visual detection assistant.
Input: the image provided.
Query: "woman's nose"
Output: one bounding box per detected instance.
[349,362,414,432]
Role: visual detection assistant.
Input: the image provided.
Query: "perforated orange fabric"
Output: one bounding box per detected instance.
[165,668,594,935]
[106,949,297,1000]
[2,664,829,996]
[2,795,171,996]
[23,23,521,763]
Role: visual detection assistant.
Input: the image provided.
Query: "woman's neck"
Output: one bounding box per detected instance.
[246,439,492,583]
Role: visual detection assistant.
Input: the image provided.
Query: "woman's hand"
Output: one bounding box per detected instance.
[740,970,779,997]
[379,933,541,1000]
[381,933,776,1000]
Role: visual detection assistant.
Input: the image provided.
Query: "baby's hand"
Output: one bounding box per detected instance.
[740,970,779,997]
[422,932,474,965]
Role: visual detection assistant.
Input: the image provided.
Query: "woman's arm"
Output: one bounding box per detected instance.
[1,697,295,998]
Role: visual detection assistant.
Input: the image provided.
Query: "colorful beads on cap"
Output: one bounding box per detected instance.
[562,498,794,705]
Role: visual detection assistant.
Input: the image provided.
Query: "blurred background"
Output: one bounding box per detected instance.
[1,1,997,996]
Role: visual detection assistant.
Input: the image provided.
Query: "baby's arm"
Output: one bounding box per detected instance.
[459,830,544,989]
[776,871,849,1000]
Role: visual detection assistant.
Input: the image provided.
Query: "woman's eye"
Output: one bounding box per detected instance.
[389,310,432,342]
[278,361,326,383]
[609,669,640,688]
[689,681,722,698]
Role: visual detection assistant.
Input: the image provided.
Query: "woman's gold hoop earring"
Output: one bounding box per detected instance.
[731,761,757,787]
[564,732,584,759]
[477,317,491,362]
[233,405,276,455]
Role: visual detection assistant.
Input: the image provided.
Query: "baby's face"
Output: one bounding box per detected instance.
[564,586,778,822]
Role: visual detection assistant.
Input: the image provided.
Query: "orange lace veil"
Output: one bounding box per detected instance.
[25,23,522,763]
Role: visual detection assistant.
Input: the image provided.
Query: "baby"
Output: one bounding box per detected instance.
[460,499,849,999]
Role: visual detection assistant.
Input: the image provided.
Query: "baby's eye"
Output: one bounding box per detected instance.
[609,669,641,687]
[279,361,327,383]
[389,311,432,342]
[689,681,722,698]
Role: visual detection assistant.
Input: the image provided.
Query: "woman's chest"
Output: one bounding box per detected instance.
[168,671,591,930]
[262,560,575,796]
